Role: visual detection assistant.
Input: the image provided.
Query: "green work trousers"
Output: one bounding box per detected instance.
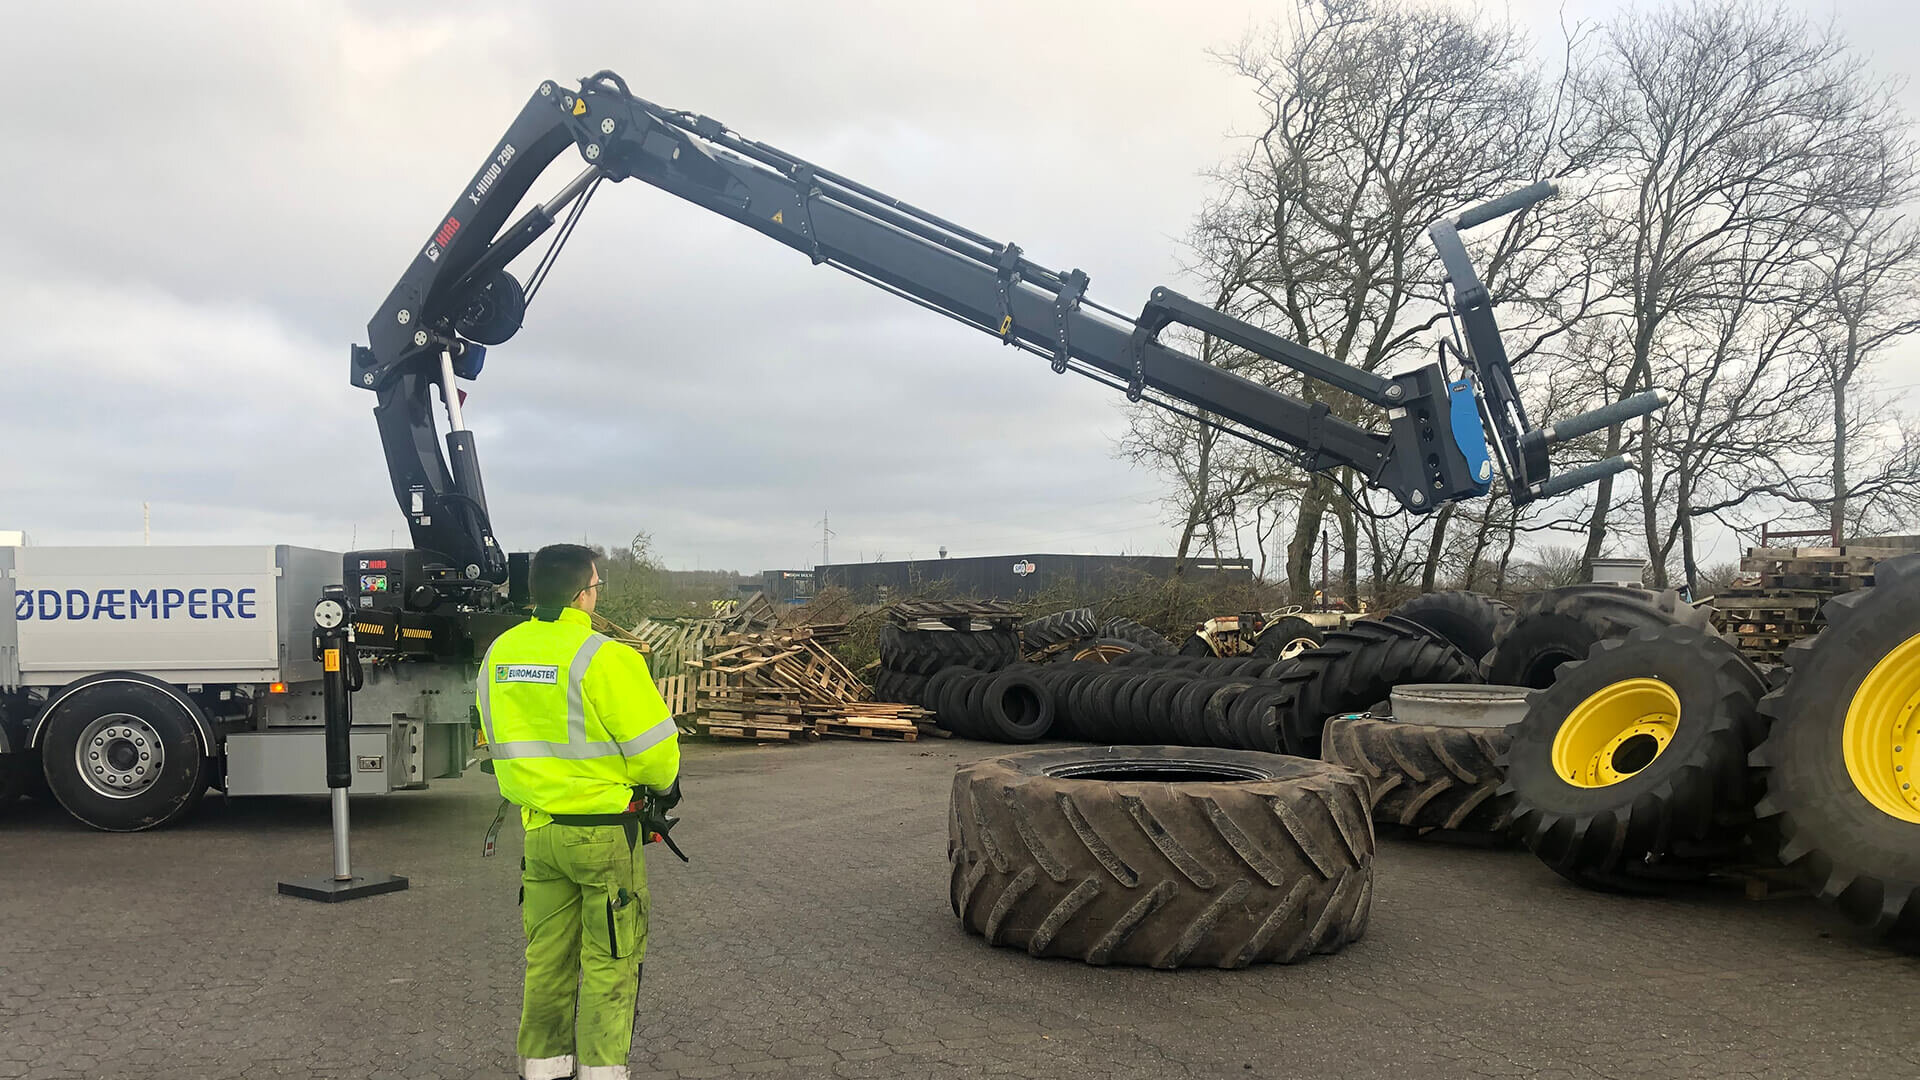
[518,822,649,1080]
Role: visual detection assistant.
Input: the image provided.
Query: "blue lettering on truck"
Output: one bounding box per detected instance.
[12,587,259,621]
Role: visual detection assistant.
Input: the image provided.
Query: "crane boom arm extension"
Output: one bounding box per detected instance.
[355,72,1650,579]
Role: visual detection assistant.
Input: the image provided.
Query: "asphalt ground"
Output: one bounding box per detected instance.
[2,738,1914,1080]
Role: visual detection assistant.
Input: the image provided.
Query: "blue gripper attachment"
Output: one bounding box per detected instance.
[1448,378,1494,497]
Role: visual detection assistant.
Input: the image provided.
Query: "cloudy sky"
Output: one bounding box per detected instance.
[3,1,1913,573]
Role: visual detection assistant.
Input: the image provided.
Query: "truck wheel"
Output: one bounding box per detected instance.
[1752,556,1920,938]
[0,753,26,809]
[949,746,1373,968]
[40,681,208,832]
[1501,625,1766,891]
[1250,616,1324,659]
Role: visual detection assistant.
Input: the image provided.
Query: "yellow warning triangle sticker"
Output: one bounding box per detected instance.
[771,210,784,224]
[573,98,587,116]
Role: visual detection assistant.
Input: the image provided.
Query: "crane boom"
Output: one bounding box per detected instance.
[350,70,1659,624]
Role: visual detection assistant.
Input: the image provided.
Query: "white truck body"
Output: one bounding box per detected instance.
[0,545,474,827]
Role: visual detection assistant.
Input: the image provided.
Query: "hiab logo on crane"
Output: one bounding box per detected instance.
[14,587,260,622]
[466,142,517,206]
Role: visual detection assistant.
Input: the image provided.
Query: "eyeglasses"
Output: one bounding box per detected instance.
[581,580,605,594]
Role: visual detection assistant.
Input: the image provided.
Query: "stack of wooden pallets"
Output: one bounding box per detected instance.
[689,628,929,742]
[1714,546,1901,664]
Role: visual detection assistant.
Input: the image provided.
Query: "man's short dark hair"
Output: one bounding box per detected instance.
[530,544,599,609]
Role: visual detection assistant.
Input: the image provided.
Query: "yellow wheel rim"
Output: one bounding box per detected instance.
[1072,643,1133,665]
[1551,678,1679,788]
[1842,631,1920,824]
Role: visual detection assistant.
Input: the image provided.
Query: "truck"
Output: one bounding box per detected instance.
[0,545,472,830]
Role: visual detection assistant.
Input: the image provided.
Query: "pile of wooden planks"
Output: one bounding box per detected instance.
[689,628,928,742]
[1714,546,1903,664]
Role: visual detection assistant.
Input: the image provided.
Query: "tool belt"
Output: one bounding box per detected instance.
[548,809,643,849]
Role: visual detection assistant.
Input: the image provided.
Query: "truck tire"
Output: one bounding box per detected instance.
[1501,625,1767,891]
[1752,556,1920,938]
[1250,616,1324,659]
[1485,585,1714,689]
[0,753,26,809]
[978,668,1056,743]
[40,679,209,832]
[1096,617,1176,656]
[881,624,1020,676]
[949,746,1374,968]
[1322,714,1515,837]
[1020,608,1097,652]
[1271,620,1482,758]
[1391,591,1514,665]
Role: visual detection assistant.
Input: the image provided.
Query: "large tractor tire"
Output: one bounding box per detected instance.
[1322,714,1515,837]
[1177,634,1217,657]
[1095,617,1177,656]
[873,667,930,706]
[1250,616,1325,660]
[880,624,1020,676]
[1020,608,1098,653]
[949,746,1374,968]
[1752,555,1920,938]
[1270,620,1482,758]
[1485,584,1714,689]
[1501,624,1767,891]
[1392,591,1514,665]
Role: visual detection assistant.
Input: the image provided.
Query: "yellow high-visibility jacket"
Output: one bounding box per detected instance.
[476,607,679,831]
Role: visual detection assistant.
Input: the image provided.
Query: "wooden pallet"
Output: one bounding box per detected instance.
[816,721,917,741]
[699,723,819,741]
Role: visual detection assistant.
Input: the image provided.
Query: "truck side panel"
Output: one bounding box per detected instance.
[7,546,334,687]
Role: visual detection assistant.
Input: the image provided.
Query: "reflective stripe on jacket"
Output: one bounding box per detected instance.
[477,607,679,830]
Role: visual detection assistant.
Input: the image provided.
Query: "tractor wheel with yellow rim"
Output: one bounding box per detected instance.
[1500,623,1768,891]
[1752,554,1920,940]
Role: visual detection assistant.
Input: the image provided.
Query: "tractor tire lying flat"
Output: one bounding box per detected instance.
[1753,554,1920,939]
[1322,713,1515,838]
[949,746,1373,968]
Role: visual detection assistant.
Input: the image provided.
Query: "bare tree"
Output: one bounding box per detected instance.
[1581,0,1904,583]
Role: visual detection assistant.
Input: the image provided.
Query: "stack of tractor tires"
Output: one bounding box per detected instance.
[873,621,1020,711]
[949,746,1374,967]
[1752,555,1920,940]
